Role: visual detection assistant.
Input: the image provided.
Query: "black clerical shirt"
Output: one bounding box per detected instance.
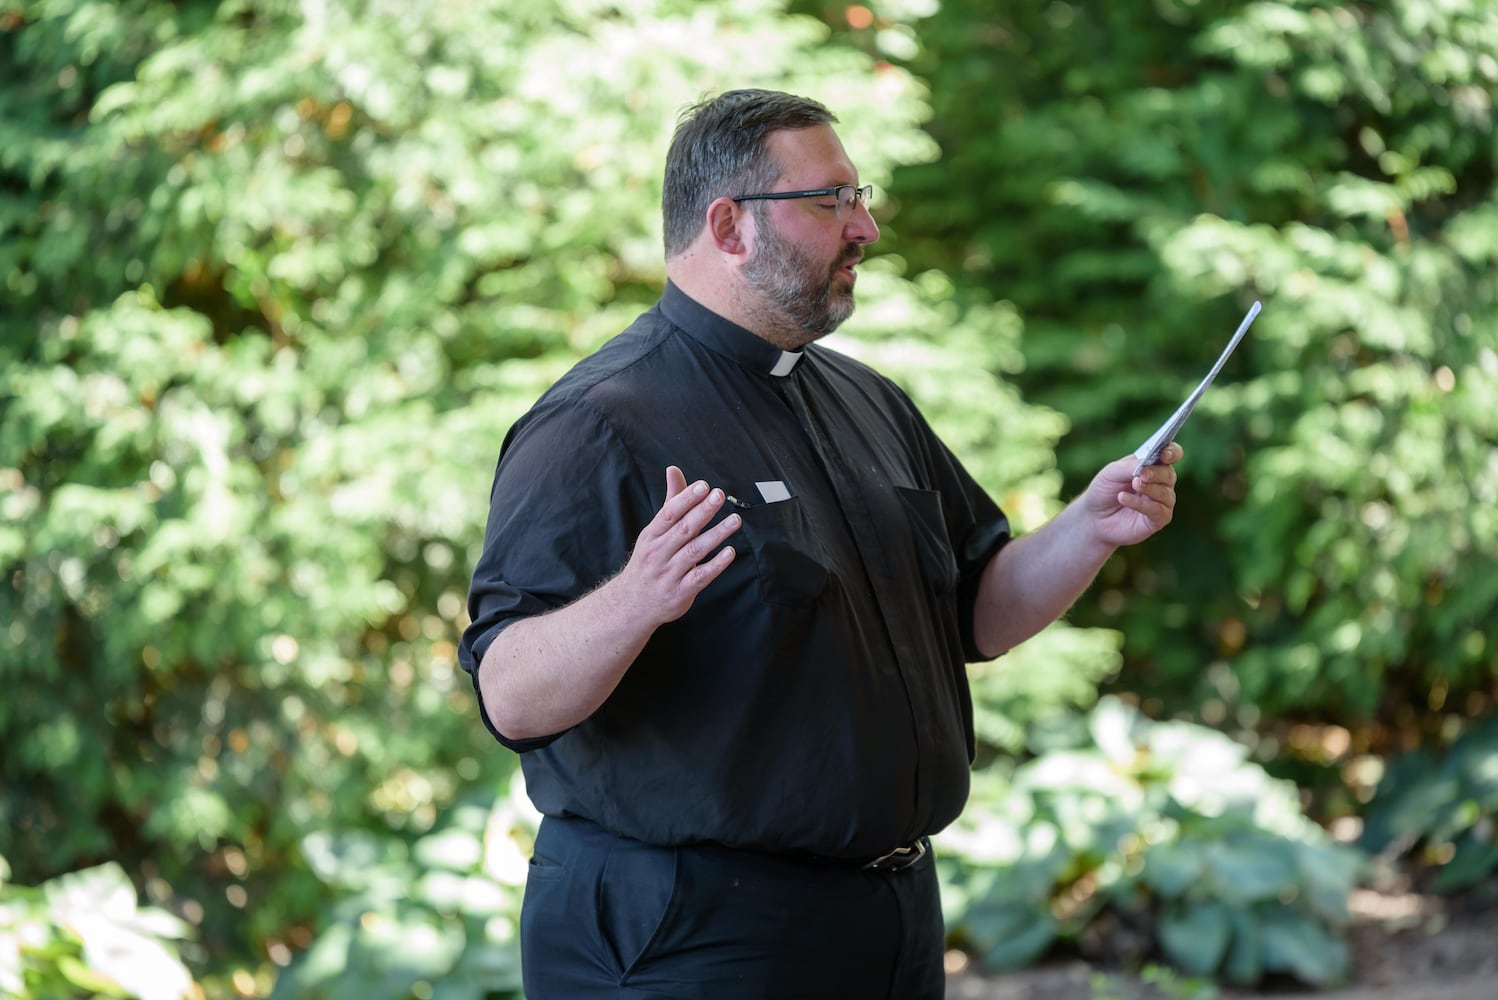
[459,281,1011,862]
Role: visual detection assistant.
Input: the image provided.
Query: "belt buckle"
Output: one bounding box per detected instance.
[862,839,926,873]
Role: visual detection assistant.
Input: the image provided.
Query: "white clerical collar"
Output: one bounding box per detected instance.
[769,351,802,377]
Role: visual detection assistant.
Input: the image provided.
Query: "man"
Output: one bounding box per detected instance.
[458,88,1181,998]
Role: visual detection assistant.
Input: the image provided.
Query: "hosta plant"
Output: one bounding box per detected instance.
[0,858,196,1000]
[1360,712,1498,895]
[937,697,1363,987]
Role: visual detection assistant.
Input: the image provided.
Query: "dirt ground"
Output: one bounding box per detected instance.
[945,883,1498,1000]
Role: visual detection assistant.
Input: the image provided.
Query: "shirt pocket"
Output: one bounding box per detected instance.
[739,496,831,608]
[895,486,960,595]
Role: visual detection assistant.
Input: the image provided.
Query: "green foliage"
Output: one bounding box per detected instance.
[1360,713,1498,894]
[1,0,1120,990]
[1094,964,1220,1000]
[881,0,1498,731]
[269,776,537,1000]
[11,0,1494,987]
[938,698,1361,987]
[0,857,197,1000]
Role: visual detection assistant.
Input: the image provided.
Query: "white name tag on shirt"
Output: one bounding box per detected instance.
[755,480,792,504]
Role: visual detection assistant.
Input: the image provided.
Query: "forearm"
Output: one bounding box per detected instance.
[477,575,658,741]
[971,498,1116,658]
[476,468,742,742]
[972,449,1182,657]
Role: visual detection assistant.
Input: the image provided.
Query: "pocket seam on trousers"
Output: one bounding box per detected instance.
[526,853,565,881]
[599,844,682,979]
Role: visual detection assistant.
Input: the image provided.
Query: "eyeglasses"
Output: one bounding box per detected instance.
[732,184,874,220]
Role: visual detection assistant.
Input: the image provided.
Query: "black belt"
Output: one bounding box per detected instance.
[861,839,927,873]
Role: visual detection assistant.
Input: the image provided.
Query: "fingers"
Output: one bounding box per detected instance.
[1099,447,1181,544]
[1119,466,1175,521]
[1131,462,1176,497]
[666,492,741,569]
[682,531,738,590]
[649,476,728,541]
[1118,488,1174,520]
[627,470,744,622]
[1118,444,1183,479]
[1115,456,1175,514]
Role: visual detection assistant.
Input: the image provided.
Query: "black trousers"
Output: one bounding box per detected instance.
[519,815,945,999]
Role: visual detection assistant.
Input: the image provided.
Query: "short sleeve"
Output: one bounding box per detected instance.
[458,395,653,749]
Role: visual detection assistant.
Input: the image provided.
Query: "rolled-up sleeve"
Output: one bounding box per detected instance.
[458,395,651,750]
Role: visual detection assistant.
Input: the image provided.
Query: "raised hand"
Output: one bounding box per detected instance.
[1082,443,1182,548]
[616,466,743,626]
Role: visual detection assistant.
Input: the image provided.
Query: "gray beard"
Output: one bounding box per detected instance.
[743,216,856,348]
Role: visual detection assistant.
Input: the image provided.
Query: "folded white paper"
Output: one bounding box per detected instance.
[1133,300,1262,476]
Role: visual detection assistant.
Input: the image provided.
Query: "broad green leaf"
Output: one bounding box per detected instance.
[1202,838,1298,905]
[1158,900,1232,977]
[1142,840,1205,900]
[1260,909,1349,986]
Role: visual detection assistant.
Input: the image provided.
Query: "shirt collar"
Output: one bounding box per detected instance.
[660,281,803,377]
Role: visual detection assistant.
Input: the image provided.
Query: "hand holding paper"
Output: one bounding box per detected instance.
[1132,301,1262,476]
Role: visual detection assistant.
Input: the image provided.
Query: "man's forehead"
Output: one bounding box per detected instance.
[766,125,857,182]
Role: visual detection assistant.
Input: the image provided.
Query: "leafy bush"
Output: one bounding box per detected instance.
[269,776,537,1000]
[1,0,1120,990]
[11,0,1490,988]
[938,698,1363,987]
[881,0,1498,733]
[0,858,196,1000]
[1360,712,1498,894]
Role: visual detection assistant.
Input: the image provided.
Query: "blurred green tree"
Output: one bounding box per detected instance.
[1,0,1113,992]
[876,0,1498,752]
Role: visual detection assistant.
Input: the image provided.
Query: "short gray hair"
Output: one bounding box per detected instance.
[662,89,836,259]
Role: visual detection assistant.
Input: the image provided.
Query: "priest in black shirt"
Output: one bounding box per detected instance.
[459,88,1182,999]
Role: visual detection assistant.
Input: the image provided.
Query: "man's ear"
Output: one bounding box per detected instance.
[705,197,749,255]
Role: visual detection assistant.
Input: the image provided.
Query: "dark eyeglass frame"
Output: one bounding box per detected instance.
[731,184,873,219]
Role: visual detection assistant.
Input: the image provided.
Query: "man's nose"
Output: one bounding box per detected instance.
[845,201,879,245]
